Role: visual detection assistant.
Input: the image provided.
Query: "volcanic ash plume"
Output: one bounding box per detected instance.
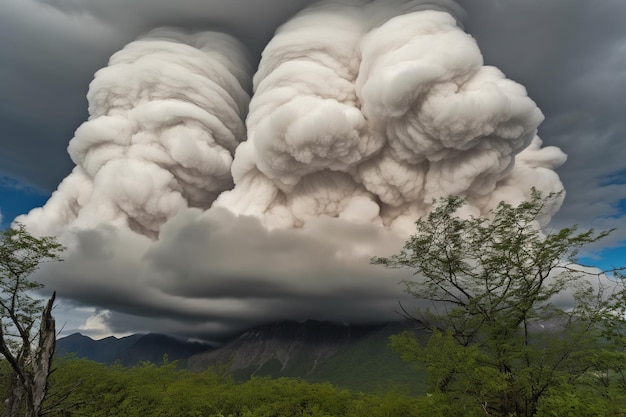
[20,29,251,238]
[217,0,566,231]
[22,0,567,238]
[17,0,569,338]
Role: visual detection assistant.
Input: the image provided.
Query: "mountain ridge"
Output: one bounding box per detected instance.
[56,320,427,393]
[56,332,212,366]
[187,320,384,377]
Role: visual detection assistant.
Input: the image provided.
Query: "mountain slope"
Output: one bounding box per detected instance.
[188,321,377,377]
[56,333,143,364]
[58,321,428,393]
[187,320,427,393]
[307,322,428,394]
[56,333,212,366]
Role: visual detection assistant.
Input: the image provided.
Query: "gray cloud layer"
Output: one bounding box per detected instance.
[35,209,413,340]
[459,0,626,245]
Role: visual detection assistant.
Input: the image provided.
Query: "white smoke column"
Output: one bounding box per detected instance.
[19,28,251,238]
[217,0,566,231]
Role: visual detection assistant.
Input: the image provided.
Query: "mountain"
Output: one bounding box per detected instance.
[55,333,143,364]
[56,333,212,366]
[188,321,377,376]
[187,320,427,394]
[305,321,428,393]
[57,321,428,393]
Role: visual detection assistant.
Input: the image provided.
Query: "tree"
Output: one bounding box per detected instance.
[373,190,626,416]
[0,224,63,417]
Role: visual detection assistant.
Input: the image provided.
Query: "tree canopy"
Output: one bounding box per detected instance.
[0,224,64,417]
[373,191,626,416]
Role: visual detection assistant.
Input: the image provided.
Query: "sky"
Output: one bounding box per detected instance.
[1,0,625,341]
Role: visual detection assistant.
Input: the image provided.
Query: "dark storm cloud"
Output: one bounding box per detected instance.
[37,0,313,56]
[1,1,122,189]
[1,0,313,191]
[457,0,626,244]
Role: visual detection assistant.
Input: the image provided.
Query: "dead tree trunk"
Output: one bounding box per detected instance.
[4,374,24,417]
[31,292,56,416]
[1,292,56,417]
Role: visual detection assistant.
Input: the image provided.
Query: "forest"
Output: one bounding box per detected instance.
[1,357,428,417]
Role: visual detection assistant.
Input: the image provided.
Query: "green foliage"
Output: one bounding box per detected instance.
[44,358,435,417]
[0,223,63,347]
[0,223,64,416]
[534,378,626,417]
[374,190,626,416]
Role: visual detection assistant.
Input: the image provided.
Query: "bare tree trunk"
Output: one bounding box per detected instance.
[2,293,56,417]
[3,374,24,417]
[31,292,56,417]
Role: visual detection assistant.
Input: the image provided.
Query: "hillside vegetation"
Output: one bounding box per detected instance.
[20,359,432,417]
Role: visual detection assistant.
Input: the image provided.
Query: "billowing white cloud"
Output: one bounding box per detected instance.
[20,0,569,339]
[217,0,565,232]
[22,28,251,238]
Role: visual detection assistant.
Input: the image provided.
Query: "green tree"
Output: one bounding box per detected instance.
[373,190,626,416]
[0,224,63,417]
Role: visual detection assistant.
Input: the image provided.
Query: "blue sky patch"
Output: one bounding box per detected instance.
[598,169,626,187]
[0,176,49,229]
[579,244,626,277]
